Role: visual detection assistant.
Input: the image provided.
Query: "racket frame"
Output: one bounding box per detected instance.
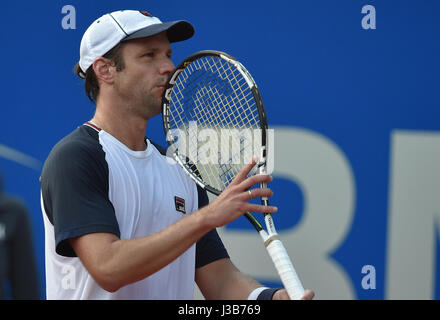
[163,50,270,230]
[162,50,305,299]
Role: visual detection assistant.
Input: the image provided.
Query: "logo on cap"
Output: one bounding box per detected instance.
[139,10,153,17]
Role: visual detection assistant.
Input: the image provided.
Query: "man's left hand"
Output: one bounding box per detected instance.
[272,289,315,300]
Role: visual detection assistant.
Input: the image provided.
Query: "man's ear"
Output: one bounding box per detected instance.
[93,57,115,84]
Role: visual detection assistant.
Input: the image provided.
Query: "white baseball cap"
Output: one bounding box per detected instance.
[78,10,194,77]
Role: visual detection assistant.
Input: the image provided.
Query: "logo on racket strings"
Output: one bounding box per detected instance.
[165,121,274,174]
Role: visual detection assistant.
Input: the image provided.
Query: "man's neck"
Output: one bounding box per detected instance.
[92,100,148,151]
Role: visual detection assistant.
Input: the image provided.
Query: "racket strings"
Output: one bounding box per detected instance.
[168,55,261,192]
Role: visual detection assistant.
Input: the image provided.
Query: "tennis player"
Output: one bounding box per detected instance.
[40,10,314,300]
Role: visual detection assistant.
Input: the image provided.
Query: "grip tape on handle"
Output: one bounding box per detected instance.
[265,239,305,300]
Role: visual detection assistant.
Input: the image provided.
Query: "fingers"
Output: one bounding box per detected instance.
[272,289,290,300]
[226,156,278,215]
[301,289,315,300]
[242,188,276,213]
[239,173,273,191]
[230,156,273,192]
[230,156,258,185]
[245,188,273,200]
[274,289,315,300]
[246,203,278,214]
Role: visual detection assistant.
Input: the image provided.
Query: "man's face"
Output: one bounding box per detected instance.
[113,32,174,119]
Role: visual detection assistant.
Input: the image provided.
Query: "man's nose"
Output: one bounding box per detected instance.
[160,57,175,75]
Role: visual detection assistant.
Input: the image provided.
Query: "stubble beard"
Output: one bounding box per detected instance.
[115,80,162,120]
[140,90,162,119]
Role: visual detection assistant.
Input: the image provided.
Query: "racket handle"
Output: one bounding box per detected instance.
[265,239,305,300]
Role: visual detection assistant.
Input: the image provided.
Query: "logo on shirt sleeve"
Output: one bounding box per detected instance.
[174,196,186,214]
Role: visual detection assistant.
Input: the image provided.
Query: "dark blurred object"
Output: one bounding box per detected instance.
[0,173,40,299]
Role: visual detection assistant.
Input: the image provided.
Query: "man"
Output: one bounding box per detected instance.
[40,10,314,300]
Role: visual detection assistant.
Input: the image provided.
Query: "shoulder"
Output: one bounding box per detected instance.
[41,126,106,181]
[40,126,110,222]
[44,126,102,164]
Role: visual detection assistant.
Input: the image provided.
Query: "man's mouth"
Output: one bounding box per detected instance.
[157,78,167,88]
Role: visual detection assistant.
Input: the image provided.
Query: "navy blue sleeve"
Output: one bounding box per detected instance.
[195,185,229,268]
[40,127,120,257]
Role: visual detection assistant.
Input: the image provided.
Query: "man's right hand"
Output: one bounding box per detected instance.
[199,156,278,229]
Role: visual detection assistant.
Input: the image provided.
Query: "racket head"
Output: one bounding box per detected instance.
[162,50,268,195]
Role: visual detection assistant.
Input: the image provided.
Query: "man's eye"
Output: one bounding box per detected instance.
[144,52,154,57]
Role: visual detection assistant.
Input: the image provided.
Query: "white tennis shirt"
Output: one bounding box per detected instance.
[40,124,227,300]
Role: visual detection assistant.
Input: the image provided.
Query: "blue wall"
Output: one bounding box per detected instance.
[0,0,438,299]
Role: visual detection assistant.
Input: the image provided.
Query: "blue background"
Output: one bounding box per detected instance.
[0,0,439,299]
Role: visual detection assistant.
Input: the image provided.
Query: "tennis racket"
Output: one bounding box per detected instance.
[162,50,305,300]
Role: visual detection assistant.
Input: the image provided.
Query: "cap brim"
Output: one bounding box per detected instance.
[123,20,194,43]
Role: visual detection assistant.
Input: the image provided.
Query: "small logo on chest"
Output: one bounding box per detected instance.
[174,196,186,214]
